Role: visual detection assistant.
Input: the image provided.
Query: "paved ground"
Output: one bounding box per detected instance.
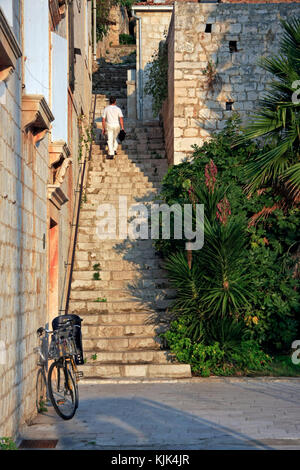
[19,378,300,450]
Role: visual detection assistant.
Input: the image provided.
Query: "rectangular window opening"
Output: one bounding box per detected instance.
[205,24,212,33]
[226,101,234,111]
[229,41,238,53]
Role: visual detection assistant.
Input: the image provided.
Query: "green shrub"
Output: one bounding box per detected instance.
[163,317,272,376]
[144,39,168,116]
[119,33,135,45]
[0,437,18,450]
[156,116,300,357]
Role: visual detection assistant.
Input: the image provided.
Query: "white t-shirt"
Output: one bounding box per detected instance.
[102,105,123,127]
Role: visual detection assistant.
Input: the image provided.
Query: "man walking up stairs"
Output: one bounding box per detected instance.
[69,53,191,380]
[102,96,125,159]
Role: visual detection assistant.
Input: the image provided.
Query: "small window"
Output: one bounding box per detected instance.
[226,101,234,111]
[229,41,238,53]
[205,24,212,33]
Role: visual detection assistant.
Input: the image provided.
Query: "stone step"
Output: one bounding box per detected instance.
[83,335,162,351]
[84,350,173,365]
[87,177,163,185]
[77,244,164,255]
[90,158,167,166]
[69,299,169,313]
[71,259,165,272]
[70,288,175,302]
[75,238,156,250]
[75,312,159,326]
[89,160,167,168]
[85,188,157,197]
[72,255,165,270]
[74,247,165,261]
[73,295,172,307]
[82,323,164,338]
[87,180,155,188]
[79,363,192,379]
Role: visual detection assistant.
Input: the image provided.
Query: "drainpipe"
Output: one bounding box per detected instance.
[132,9,143,121]
[93,0,97,61]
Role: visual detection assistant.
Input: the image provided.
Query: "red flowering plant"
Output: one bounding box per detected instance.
[216,197,231,225]
[205,159,218,193]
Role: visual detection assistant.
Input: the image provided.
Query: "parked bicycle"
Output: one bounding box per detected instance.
[35,314,84,420]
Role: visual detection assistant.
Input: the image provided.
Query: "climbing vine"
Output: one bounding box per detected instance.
[77,114,94,163]
[144,39,168,117]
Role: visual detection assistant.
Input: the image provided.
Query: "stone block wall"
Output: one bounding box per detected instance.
[164,1,300,164]
[97,5,130,57]
[0,0,92,439]
[0,2,49,437]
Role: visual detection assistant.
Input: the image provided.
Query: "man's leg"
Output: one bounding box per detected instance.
[113,126,120,154]
[107,126,114,157]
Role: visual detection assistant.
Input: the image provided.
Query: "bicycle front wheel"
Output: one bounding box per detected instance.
[48,360,78,420]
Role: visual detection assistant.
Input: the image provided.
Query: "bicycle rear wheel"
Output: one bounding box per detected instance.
[48,359,78,420]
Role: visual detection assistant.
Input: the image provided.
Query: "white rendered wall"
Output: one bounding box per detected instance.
[23,0,50,102]
[51,32,68,143]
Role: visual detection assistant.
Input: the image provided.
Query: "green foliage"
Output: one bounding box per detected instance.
[78,116,94,163]
[144,39,168,116]
[119,33,135,45]
[162,317,272,376]
[156,116,300,371]
[96,0,136,41]
[37,398,48,413]
[165,217,253,342]
[0,437,18,450]
[262,354,300,377]
[93,263,101,280]
[234,17,300,201]
[94,297,107,303]
[91,354,98,361]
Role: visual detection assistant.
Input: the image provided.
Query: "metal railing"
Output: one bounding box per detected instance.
[59,94,97,316]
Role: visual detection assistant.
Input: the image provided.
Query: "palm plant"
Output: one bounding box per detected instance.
[165,217,253,341]
[235,18,300,206]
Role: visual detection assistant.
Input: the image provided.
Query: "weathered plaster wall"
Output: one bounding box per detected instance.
[50,0,92,322]
[0,1,49,437]
[165,1,300,164]
[0,0,93,439]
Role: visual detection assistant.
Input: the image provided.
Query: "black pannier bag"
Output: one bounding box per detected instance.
[52,314,84,365]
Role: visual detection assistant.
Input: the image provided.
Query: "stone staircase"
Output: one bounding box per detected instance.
[93,57,134,118]
[68,98,191,379]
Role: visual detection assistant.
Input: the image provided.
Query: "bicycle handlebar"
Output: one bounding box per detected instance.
[36,327,53,336]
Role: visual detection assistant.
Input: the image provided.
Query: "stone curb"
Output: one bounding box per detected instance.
[80,376,300,385]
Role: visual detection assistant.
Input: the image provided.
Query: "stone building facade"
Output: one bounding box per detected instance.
[132,2,173,120]
[132,1,300,163]
[162,1,300,164]
[0,0,92,438]
[97,4,130,58]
